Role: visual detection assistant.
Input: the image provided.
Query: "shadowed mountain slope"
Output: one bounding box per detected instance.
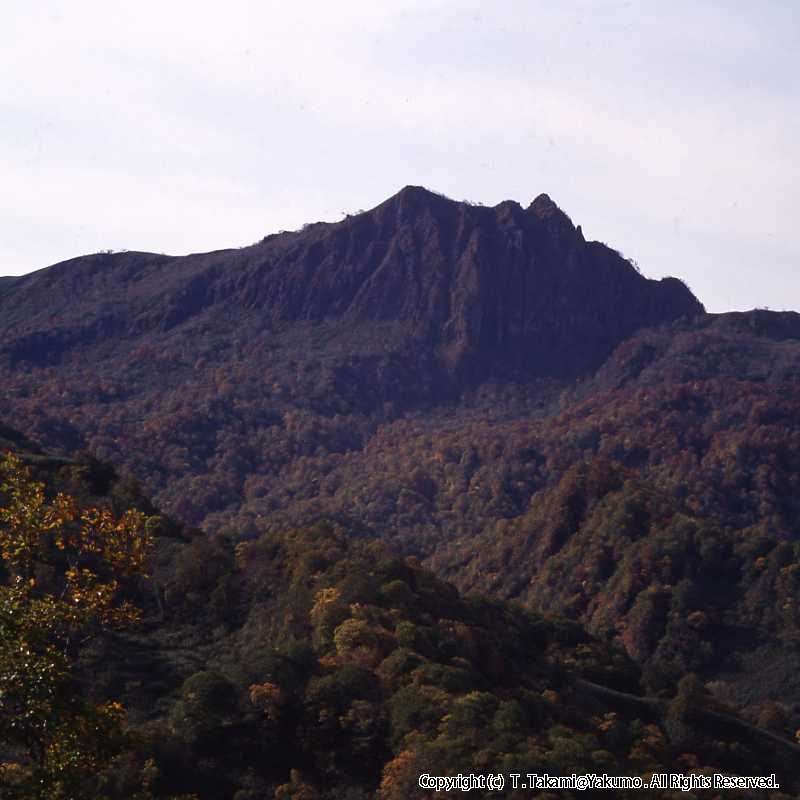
[11,188,800,722]
[0,186,701,382]
[0,187,702,528]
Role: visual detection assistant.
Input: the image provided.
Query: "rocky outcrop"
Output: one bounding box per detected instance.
[0,186,703,385]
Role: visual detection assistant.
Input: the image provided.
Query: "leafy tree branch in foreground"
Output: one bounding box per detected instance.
[0,452,154,799]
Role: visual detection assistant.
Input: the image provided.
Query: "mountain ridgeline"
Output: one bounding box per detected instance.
[0,186,701,386]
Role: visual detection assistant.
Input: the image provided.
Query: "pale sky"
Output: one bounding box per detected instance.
[2,1,798,312]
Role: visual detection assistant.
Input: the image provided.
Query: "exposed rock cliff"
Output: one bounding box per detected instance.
[0,186,702,385]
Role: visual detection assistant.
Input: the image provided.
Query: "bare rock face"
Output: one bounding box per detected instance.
[0,186,702,391]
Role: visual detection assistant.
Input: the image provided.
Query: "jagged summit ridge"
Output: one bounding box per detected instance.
[376,185,573,227]
[0,187,703,383]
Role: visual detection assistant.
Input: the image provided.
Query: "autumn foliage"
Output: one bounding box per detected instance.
[0,452,152,799]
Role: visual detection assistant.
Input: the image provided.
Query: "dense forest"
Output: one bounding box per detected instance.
[3,188,800,796]
[3,444,800,798]
[6,308,799,714]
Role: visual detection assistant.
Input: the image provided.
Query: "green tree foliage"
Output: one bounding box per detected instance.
[0,453,152,799]
[169,671,238,749]
[4,448,800,798]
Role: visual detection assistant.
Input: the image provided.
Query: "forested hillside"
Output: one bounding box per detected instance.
[3,187,800,782]
[0,187,700,533]
[3,442,800,799]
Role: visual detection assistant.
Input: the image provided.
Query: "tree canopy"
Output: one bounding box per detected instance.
[0,452,151,799]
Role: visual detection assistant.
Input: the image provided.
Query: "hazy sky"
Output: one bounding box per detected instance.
[3,1,798,312]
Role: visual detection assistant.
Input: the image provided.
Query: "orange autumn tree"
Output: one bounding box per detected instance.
[0,452,153,800]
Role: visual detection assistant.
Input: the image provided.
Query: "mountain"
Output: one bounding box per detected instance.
[0,186,701,518]
[0,186,700,382]
[5,186,800,725]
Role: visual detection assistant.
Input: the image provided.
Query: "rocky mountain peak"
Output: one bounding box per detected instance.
[528,192,575,233]
[0,188,704,389]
